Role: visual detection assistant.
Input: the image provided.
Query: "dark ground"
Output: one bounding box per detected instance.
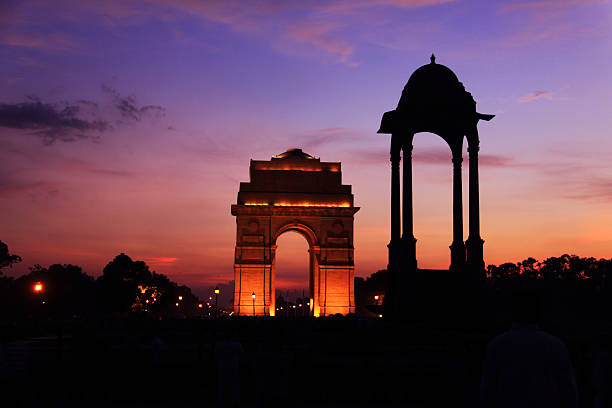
[1,313,611,408]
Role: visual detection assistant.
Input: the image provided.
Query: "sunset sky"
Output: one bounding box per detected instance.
[1,0,611,296]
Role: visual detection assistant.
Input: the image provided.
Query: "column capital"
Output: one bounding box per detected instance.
[467,143,480,154]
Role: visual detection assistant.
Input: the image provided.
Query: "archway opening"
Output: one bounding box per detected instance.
[274,231,311,317]
[412,132,455,270]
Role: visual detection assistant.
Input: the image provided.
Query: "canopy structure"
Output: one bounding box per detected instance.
[377,55,494,291]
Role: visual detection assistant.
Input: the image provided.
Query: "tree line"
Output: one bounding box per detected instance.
[0,241,204,319]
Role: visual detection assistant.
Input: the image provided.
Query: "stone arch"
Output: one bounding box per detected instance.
[231,149,359,316]
[274,222,319,247]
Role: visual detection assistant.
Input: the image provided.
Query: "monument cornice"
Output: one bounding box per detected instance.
[231,204,359,217]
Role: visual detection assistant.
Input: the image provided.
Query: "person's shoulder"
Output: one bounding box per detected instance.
[533,330,569,353]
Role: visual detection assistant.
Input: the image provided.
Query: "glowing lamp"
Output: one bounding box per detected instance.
[175,302,179,307]
[374,295,379,300]
[198,304,203,308]
[214,287,220,295]
[251,292,256,299]
[178,296,183,301]
[33,282,43,293]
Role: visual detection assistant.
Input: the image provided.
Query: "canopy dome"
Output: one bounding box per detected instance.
[406,54,459,89]
[397,54,470,112]
[377,54,494,136]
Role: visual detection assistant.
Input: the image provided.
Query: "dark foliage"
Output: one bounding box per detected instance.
[0,240,22,273]
[487,254,612,288]
[0,251,202,320]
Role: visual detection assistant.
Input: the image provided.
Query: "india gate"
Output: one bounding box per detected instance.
[231,148,359,316]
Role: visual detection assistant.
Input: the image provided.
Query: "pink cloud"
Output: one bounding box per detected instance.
[348,147,524,167]
[144,257,179,265]
[0,31,80,51]
[286,21,354,63]
[518,90,553,103]
[315,0,455,14]
[500,0,605,14]
[40,0,454,64]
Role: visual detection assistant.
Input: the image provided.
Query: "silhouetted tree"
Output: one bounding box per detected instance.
[97,253,201,317]
[23,264,97,317]
[97,253,146,313]
[488,254,612,285]
[0,240,22,274]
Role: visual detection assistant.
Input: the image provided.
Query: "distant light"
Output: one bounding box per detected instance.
[298,304,302,307]
[178,296,183,301]
[209,296,212,300]
[175,302,179,307]
[145,299,149,303]
[252,292,256,299]
[34,282,43,293]
[374,295,379,300]
[198,303,203,308]
[214,287,220,295]
[378,314,383,318]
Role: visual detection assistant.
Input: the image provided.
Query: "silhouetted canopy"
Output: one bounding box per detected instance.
[378,54,493,136]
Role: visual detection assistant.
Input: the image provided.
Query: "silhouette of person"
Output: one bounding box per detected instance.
[214,328,243,408]
[480,289,578,408]
[593,335,612,408]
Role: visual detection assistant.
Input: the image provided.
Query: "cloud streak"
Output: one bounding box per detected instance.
[41,0,455,64]
[102,85,165,122]
[348,147,525,167]
[518,90,553,103]
[0,99,110,144]
[0,87,166,144]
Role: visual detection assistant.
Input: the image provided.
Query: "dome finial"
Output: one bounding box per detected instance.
[430,53,436,64]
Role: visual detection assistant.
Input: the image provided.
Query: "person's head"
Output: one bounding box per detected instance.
[511,288,541,324]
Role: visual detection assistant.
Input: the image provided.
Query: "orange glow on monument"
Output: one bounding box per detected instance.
[244,202,351,208]
[232,148,359,316]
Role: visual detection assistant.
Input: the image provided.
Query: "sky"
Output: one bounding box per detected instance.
[1,0,611,296]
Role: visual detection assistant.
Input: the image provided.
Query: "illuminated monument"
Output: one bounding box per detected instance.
[378,55,494,314]
[231,149,359,316]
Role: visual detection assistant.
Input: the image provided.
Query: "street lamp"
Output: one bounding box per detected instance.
[178,295,183,301]
[251,292,256,316]
[214,286,220,319]
[374,295,379,305]
[33,282,44,308]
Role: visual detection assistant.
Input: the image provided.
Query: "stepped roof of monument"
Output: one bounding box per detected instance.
[273,148,315,160]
